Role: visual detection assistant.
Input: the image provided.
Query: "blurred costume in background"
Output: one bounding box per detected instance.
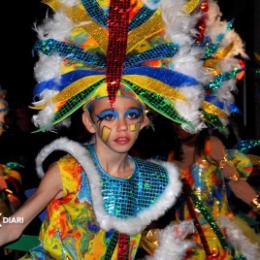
[0,87,23,259]
[0,88,22,216]
[168,130,260,260]
[136,0,260,259]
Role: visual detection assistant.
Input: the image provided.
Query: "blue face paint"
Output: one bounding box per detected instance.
[124,108,142,121]
[96,110,119,122]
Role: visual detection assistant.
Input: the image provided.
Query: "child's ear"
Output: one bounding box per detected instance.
[82,110,96,134]
[140,114,150,130]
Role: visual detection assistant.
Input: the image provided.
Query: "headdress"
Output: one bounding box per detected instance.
[31,0,246,134]
[193,0,246,132]
[31,0,206,133]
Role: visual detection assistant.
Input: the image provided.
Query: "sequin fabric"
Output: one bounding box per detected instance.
[175,149,252,259]
[88,144,169,218]
[29,145,169,259]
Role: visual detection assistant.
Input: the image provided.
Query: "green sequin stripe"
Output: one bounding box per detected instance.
[34,81,104,133]
[51,79,105,126]
[122,79,194,131]
[103,232,119,260]
[188,188,237,258]
[202,111,226,130]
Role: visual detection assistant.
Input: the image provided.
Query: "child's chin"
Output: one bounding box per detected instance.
[112,144,132,153]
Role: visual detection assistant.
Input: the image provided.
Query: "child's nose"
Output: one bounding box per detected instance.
[117,117,128,131]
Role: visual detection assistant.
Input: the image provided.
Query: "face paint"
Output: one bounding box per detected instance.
[125,107,143,132]
[94,106,143,141]
[101,126,111,142]
[124,108,142,121]
[129,123,137,132]
[96,110,118,123]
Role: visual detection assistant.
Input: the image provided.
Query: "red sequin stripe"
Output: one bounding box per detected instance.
[183,179,212,256]
[195,0,209,43]
[117,233,130,260]
[106,0,131,104]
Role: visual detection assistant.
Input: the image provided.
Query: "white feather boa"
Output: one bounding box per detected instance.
[35,137,182,235]
[146,220,194,260]
[221,217,260,260]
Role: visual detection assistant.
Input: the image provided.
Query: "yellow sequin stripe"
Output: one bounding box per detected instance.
[202,101,227,119]
[183,0,201,14]
[127,10,164,54]
[214,43,234,59]
[32,75,105,110]
[43,0,108,53]
[204,43,235,75]
[204,43,234,72]
[123,75,188,102]
[44,1,165,55]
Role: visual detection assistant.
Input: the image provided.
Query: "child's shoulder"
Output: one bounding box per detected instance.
[57,154,83,177]
[58,154,80,166]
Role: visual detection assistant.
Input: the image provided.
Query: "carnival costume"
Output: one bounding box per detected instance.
[0,90,22,217]
[176,148,258,260]
[21,0,217,259]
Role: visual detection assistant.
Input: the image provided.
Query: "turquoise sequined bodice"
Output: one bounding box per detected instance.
[88,144,169,219]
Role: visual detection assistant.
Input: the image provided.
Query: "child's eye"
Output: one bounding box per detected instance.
[96,111,117,122]
[125,108,142,120]
[103,114,115,121]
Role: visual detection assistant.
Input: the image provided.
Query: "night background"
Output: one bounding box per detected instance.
[0,0,259,258]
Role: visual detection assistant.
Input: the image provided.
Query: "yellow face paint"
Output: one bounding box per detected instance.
[101,126,111,142]
[129,123,137,132]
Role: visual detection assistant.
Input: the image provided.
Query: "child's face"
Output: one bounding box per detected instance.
[83,97,148,153]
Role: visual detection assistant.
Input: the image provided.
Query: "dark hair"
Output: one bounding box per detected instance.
[131,111,241,161]
[131,111,183,160]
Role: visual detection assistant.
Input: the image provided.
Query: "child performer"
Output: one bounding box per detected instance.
[0,0,206,258]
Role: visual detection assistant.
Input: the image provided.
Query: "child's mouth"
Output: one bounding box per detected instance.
[114,137,130,144]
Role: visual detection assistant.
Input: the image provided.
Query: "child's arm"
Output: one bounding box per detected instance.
[0,163,62,246]
[205,137,258,205]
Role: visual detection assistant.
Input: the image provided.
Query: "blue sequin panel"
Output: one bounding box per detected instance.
[88,145,169,219]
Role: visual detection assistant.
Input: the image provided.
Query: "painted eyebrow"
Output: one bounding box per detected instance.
[124,107,143,116]
[96,109,118,119]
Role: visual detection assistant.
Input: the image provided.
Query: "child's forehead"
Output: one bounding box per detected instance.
[91,97,143,111]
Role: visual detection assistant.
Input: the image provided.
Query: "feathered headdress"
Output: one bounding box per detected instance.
[31,0,245,134]
[31,0,205,133]
[193,0,246,132]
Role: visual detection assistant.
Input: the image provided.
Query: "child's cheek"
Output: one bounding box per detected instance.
[101,126,111,142]
[129,123,137,132]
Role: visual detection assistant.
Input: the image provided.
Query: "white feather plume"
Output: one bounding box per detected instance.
[35,11,73,41]
[32,103,56,130]
[34,54,63,82]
